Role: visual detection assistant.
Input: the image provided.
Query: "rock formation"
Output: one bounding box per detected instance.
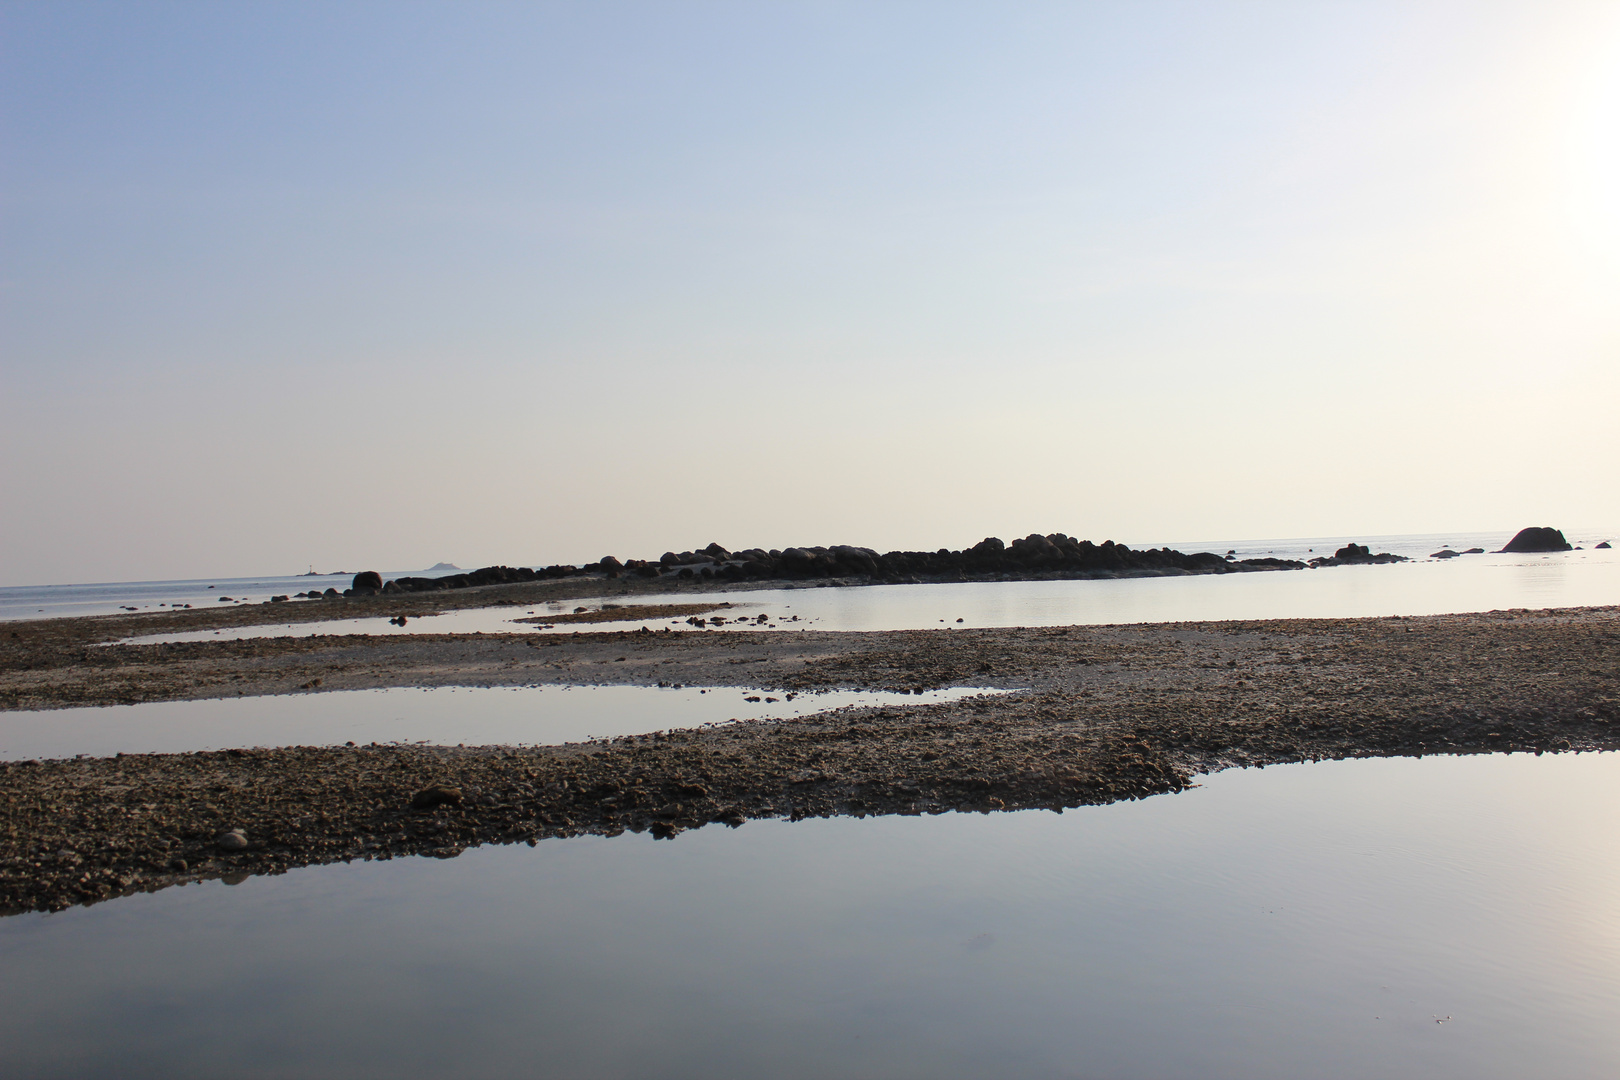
[1499,527,1572,553]
[1307,544,1408,568]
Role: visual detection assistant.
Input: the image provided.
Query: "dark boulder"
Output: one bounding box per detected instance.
[1431,549,1460,559]
[598,556,622,571]
[409,785,463,810]
[778,548,820,575]
[1008,534,1062,564]
[830,545,880,574]
[1499,527,1572,553]
[352,571,383,592]
[1598,541,1613,550]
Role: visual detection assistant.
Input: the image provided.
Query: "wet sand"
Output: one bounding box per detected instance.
[2,600,1616,914]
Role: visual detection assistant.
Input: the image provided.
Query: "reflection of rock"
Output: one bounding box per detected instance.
[1308,543,1408,568]
[1499,527,1572,553]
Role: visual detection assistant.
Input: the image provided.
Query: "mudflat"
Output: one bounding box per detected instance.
[2,599,1616,915]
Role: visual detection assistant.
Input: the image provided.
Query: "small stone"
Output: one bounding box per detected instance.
[215,829,249,851]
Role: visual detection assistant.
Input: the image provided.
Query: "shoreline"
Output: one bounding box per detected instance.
[2,604,1616,915]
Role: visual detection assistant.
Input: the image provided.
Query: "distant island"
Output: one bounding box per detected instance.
[425,562,461,572]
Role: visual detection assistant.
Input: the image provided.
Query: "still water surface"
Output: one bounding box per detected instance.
[2,751,1616,1079]
[0,685,994,761]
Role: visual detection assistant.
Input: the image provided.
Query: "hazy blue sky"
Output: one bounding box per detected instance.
[3,1,1617,584]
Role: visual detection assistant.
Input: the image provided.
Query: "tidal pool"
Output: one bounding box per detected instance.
[2,751,1617,1079]
[0,684,996,761]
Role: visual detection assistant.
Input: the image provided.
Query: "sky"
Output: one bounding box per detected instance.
[3,1,1618,585]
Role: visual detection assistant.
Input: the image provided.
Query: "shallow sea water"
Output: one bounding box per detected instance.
[3,751,1617,1079]
[0,684,995,761]
[8,528,1614,625]
[117,543,1620,645]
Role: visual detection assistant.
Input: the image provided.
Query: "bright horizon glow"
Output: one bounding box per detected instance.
[3,2,1618,586]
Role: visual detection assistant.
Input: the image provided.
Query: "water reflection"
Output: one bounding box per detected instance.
[0,684,997,761]
[2,752,1617,1078]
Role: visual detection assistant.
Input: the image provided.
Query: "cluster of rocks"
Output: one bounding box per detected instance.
[1307,543,1408,568]
[640,536,1310,582]
[344,565,563,597]
[336,535,1307,600]
[295,526,1588,605]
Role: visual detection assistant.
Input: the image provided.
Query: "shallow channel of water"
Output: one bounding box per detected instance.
[117,545,1620,645]
[2,751,1617,1079]
[0,685,996,761]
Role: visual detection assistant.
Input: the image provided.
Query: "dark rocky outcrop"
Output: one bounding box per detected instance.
[1307,544,1408,568]
[351,571,383,593]
[1500,527,1572,553]
[1598,541,1613,550]
[345,533,1320,601]
[386,566,546,594]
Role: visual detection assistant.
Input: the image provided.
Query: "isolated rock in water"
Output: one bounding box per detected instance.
[1431,549,1460,559]
[1499,527,1572,553]
[352,571,383,592]
[1598,541,1613,549]
[1462,548,1485,555]
[410,785,463,810]
[215,829,248,851]
[1308,543,1408,568]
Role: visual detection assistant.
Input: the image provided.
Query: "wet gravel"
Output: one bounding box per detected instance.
[2,605,1616,915]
